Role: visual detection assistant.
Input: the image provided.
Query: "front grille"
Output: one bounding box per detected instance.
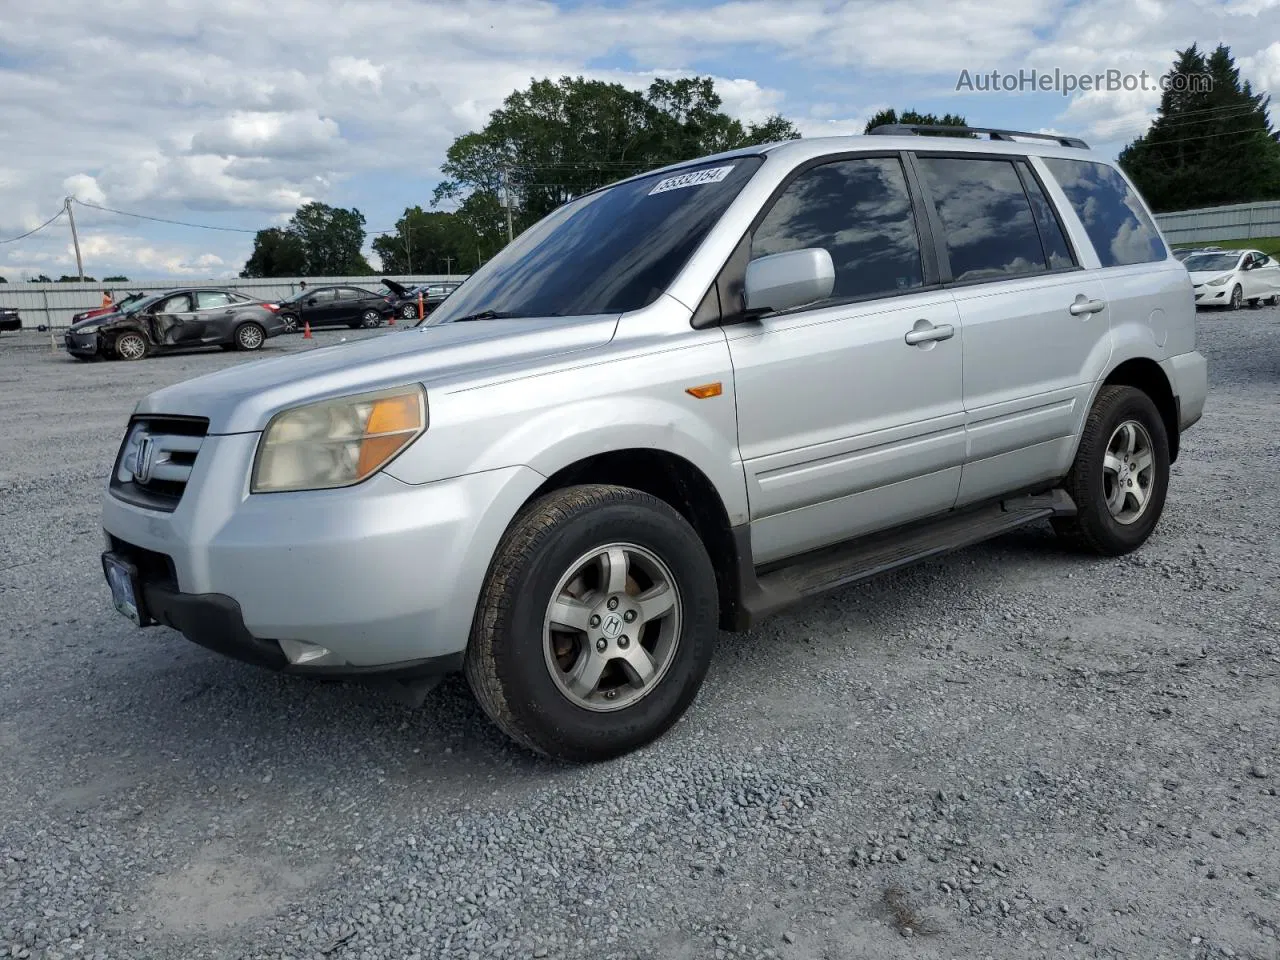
[109,416,210,512]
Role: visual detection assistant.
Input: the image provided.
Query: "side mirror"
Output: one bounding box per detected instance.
[744,248,835,315]
[307,297,317,305]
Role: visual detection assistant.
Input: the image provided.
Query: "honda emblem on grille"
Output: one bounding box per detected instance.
[134,435,155,484]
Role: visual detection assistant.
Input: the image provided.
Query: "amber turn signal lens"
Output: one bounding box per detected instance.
[685,382,723,399]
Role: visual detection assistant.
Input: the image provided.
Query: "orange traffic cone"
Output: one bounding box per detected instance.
[303,320,312,339]
[388,310,396,326]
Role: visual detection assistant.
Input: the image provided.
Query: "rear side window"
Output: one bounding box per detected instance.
[752,156,924,301]
[915,156,1046,282]
[1041,158,1166,267]
[196,291,233,309]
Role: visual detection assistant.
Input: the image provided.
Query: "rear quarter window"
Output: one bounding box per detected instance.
[1041,158,1166,267]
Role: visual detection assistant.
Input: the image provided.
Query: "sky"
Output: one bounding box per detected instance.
[1,0,1278,281]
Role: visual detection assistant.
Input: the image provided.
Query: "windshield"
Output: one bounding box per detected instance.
[1185,253,1240,272]
[431,156,764,321]
[120,294,161,315]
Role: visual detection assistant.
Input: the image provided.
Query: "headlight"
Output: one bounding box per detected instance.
[1207,275,1230,286]
[251,385,427,493]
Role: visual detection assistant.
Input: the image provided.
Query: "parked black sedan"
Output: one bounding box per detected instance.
[0,306,19,334]
[381,278,461,322]
[275,284,395,331]
[63,288,287,361]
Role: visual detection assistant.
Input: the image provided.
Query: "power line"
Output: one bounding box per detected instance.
[73,198,259,233]
[0,207,65,244]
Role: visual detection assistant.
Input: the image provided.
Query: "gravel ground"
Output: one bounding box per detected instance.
[1,312,1278,960]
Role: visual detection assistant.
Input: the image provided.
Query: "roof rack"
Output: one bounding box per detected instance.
[868,124,1090,149]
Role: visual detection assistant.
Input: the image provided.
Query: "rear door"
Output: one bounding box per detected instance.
[725,152,966,564]
[193,290,237,342]
[911,152,1111,506]
[1251,253,1280,299]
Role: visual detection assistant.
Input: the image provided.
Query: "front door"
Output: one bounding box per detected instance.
[302,288,338,326]
[147,292,198,346]
[725,154,966,565]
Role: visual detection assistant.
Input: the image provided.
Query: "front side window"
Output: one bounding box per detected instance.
[751,156,924,302]
[430,157,764,321]
[916,156,1047,282]
[155,294,192,314]
[1041,158,1166,267]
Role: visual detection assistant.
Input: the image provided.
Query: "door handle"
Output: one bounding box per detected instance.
[904,322,954,346]
[1069,297,1107,316]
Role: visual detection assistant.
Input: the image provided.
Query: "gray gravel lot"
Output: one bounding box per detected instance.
[1,313,1278,960]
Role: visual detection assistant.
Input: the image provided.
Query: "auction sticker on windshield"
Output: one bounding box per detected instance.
[648,166,735,195]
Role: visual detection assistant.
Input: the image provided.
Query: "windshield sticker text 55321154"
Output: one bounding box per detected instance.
[648,165,735,195]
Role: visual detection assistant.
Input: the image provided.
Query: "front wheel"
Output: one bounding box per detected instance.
[1229,284,1243,310]
[361,310,383,328]
[465,484,718,761]
[113,332,148,361]
[401,303,418,321]
[280,314,299,333]
[1052,386,1170,555]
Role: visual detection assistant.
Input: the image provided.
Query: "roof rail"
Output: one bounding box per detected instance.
[868,124,1090,149]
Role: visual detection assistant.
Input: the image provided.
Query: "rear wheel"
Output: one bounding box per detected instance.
[113,332,148,361]
[1052,386,1170,555]
[235,322,266,351]
[465,484,718,761]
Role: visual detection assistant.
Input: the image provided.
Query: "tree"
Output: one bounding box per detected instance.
[371,208,481,275]
[241,227,306,278]
[57,275,96,282]
[0,276,6,283]
[1120,44,1280,212]
[241,204,372,277]
[32,274,52,283]
[863,109,975,136]
[103,275,129,282]
[434,75,801,241]
[289,202,372,276]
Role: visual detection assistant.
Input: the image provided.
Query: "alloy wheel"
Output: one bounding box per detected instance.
[1102,420,1155,525]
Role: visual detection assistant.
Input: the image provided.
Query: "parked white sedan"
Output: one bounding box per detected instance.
[1185,249,1280,309]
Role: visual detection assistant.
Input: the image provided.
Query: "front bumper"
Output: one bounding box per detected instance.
[1192,285,1229,305]
[64,330,101,356]
[101,432,544,670]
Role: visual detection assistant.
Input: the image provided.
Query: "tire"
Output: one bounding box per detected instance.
[280,314,299,333]
[361,309,383,329]
[1052,385,1170,556]
[234,322,266,351]
[1229,285,1243,310]
[465,484,718,761]
[401,304,418,321]
[113,331,148,361]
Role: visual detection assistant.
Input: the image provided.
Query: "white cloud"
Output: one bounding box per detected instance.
[62,174,106,206]
[190,111,342,158]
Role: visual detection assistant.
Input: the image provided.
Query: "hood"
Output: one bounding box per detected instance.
[1187,271,1234,286]
[381,277,409,297]
[70,311,122,330]
[134,314,620,434]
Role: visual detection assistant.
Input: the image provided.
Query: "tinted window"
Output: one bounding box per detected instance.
[430,157,764,321]
[306,288,337,302]
[1041,158,1166,267]
[752,157,923,301]
[196,291,233,309]
[340,287,369,300]
[917,157,1046,282]
[1018,165,1075,270]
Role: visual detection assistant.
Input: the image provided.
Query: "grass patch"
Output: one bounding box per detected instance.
[1171,236,1280,257]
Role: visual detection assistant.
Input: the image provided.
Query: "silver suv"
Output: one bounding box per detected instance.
[100,126,1207,761]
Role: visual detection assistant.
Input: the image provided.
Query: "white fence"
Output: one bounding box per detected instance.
[0,275,468,330]
[1154,201,1280,246]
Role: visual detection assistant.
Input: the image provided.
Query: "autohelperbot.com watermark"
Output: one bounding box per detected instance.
[956,68,1212,97]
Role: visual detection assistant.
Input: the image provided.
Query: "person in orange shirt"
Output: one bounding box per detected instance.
[101,290,114,309]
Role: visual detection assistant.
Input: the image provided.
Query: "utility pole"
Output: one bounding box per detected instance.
[65,197,84,282]
[501,168,514,244]
[401,223,413,276]
[443,256,453,279]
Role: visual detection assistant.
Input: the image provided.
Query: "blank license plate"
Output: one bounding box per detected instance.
[102,554,144,626]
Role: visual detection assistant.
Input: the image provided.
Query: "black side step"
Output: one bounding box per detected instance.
[740,491,1074,622]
